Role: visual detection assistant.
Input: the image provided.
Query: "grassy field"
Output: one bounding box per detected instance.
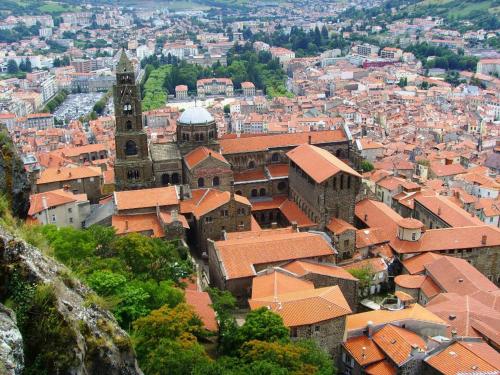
[411,0,500,17]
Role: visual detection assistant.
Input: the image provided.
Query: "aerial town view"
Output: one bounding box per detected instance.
[0,0,499,374]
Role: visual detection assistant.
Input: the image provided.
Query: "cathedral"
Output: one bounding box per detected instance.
[113,52,362,254]
[113,51,221,191]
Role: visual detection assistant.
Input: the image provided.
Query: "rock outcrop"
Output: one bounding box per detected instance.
[0,126,31,219]
[0,304,24,375]
[0,227,143,375]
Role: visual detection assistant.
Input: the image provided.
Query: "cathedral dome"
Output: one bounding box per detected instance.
[178,107,214,125]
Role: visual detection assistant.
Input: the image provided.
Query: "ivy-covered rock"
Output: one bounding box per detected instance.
[0,227,143,375]
[0,126,31,219]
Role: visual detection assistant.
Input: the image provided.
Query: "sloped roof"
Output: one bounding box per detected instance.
[180,188,250,219]
[112,214,165,238]
[249,285,351,327]
[286,144,361,184]
[114,186,179,211]
[37,166,101,184]
[28,189,88,216]
[250,269,314,299]
[344,335,385,367]
[282,260,358,281]
[185,290,218,332]
[184,146,229,169]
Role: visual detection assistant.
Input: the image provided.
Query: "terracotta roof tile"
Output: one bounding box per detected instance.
[372,325,427,366]
[327,218,356,234]
[180,188,250,219]
[214,231,335,280]
[266,163,289,179]
[219,130,347,155]
[37,166,101,184]
[365,360,397,375]
[185,290,218,332]
[114,186,178,211]
[355,199,403,241]
[112,214,165,238]
[249,285,351,327]
[287,144,360,184]
[402,253,443,275]
[344,336,386,366]
[346,304,447,333]
[28,189,87,216]
[425,341,500,375]
[278,199,315,228]
[250,269,315,299]
[282,260,358,281]
[184,146,229,169]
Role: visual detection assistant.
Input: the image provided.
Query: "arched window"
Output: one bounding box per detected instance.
[248,160,255,169]
[336,149,342,158]
[161,174,170,186]
[251,189,258,197]
[171,173,180,184]
[123,102,132,115]
[125,140,138,156]
[271,153,279,162]
[212,176,220,186]
[195,133,200,142]
[236,190,242,195]
[198,178,205,187]
[126,120,132,130]
[277,181,286,191]
[259,188,266,196]
[199,133,204,141]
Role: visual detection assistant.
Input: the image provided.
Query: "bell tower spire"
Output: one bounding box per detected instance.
[113,49,154,191]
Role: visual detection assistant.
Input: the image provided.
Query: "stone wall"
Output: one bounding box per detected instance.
[301,273,358,312]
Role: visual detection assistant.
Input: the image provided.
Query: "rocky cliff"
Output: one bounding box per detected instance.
[0,227,143,375]
[0,304,23,375]
[0,126,31,219]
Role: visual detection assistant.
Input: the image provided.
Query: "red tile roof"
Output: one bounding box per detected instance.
[213,231,335,280]
[180,188,250,219]
[344,336,386,367]
[219,130,347,155]
[249,285,351,327]
[37,166,101,184]
[112,214,165,238]
[250,269,314,299]
[114,186,179,211]
[185,290,218,332]
[425,341,500,375]
[184,146,229,169]
[282,260,358,281]
[287,144,360,184]
[327,217,356,234]
[28,189,87,216]
[365,360,397,375]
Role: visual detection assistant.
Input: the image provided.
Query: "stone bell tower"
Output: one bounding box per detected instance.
[113,50,154,191]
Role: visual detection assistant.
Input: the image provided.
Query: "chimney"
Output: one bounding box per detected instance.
[221,229,227,240]
[364,213,368,222]
[308,135,312,144]
[171,209,178,222]
[57,168,61,174]
[42,196,48,210]
[230,180,235,199]
[410,344,420,357]
[481,235,487,245]
[179,185,184,201]
[291,221,298,231]
[437,207,441,215]
[451,329,457,339]
[63,184,69,191]
[271,222,278,229]
[125,220,129,231]
[367,321,373,338]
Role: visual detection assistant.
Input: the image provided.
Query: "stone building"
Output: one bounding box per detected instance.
[287,144,362,229]
[36,166,102,203]
[249,269,351,361]
[208,228,336,302]
[180,187,251,255]
[113,51,154,191]
[183,146,232,191]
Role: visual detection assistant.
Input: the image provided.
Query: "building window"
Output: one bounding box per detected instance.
[291,327,298,337]
[126,120,132,130]
[171,173,180,184]
[314,325,320,332]
[277,181,286,191]
[251,189,258,197]
[198,178,205,187]
[69,217,73,223]
[212,176,220,186]
[333,177,337,190]
[68,208,72,213]
[205,216,213,223]
[259,188,266,197]
[125,140,138,156]
[220,210,229,217]
[411,232,416,241]
[340,174,344,189]
[236,190,242,195]
[161,174,170,186]
[347,175,351,189]
[248,160,256,169]
[51,214,56,222]
[127,169,140,180]
[271,153,279,162]
[123,103,132,115]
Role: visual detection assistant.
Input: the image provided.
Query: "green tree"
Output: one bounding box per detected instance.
[7,59,18,74]
[347,265,374,292]
[361,160,374,172]
[237,308,289,345]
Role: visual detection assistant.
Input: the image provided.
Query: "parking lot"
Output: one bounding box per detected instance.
[53,93,104,123]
